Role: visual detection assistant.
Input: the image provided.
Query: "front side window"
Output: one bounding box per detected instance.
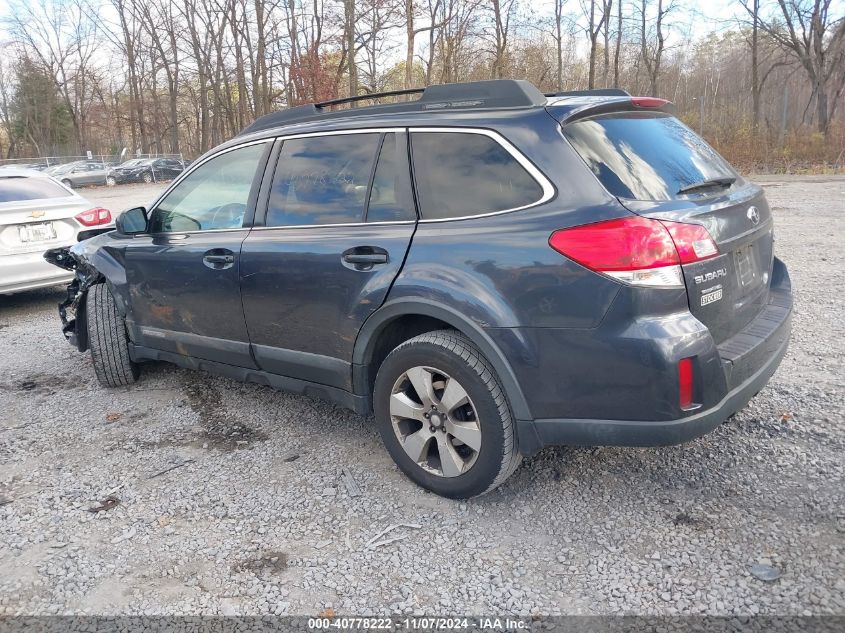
[411,131,545,220]
[149,143,267,233]
[266,133,381,227]
[562,112,738,201]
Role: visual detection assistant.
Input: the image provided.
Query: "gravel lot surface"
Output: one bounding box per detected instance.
[0,177,843,616]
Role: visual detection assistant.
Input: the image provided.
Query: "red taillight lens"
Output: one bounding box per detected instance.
[631,97,669,108]
[549,216,679,271]
[661,220,718,264]
[75,207,112,227]
[678,357,694,409]
[549,216,718,287]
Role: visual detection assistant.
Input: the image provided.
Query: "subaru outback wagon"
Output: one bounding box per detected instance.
[46,80,792,498]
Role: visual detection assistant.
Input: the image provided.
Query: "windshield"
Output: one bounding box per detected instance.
[0,176,72,202]
[562,112,738,201]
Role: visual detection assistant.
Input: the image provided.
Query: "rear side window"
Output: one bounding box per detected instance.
[410,132,544,220]
[267,133,381,227]
[563,113,737,201]
[0,176,70,202]
[366,133,416,223]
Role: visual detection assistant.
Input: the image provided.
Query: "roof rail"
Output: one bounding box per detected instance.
[545,88,630,98]
[240,80,547,135]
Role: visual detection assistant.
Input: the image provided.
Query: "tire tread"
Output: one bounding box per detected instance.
[87,283,138,387]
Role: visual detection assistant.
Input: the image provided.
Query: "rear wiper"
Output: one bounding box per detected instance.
[677,176,736,195]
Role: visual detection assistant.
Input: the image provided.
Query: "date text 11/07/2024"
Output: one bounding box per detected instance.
[307,617,529,630]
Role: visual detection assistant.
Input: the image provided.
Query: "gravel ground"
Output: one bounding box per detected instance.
[0,176,843,617]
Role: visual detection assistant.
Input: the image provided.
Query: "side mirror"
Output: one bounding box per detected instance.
[115,206,148,235]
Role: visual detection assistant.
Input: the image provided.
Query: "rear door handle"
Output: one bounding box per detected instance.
[342,247,389,270]
[343,253,388,264]
[203,249,235,269]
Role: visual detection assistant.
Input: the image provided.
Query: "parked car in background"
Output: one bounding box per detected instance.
[110,158,185,184]
[46,161,116,188]
[1,168,113,294]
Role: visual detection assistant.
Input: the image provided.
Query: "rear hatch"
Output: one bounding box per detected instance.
[558,108,774,344]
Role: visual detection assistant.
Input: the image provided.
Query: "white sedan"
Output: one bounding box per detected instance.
[0,168,114,295]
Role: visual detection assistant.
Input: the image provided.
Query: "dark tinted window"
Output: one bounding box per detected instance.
[563,113,737,201]
[267,134,381,227]
[0,176,70,202]
[149,143,266,233]
[411,132,544,220]
[366,133,415,222]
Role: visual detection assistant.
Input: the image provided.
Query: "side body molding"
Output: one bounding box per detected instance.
[352,298,533,422]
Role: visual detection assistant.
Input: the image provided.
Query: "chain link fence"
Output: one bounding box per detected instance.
[0,153,184,170]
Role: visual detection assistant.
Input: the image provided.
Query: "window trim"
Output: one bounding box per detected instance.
[145,138,272,235]
[147,125,554,233]
[409,127,556,223]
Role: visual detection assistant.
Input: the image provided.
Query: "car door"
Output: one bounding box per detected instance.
[239,130,417,390]
[123,140,273,368]
[88,162,108,185]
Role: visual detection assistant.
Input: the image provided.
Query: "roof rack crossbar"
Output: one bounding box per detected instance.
[240,79,547,136]
[316,87,425,109]
[545,88,630,97]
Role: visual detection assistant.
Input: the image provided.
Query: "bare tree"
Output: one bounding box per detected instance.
[747,0,845,135]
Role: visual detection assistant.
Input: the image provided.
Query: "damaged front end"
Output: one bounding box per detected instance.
[44,246,103,351]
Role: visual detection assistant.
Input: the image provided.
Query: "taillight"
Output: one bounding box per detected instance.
[678,358,694,409]
[631,97,668,108]
[548,216,718,288]
[75,207,112,227]
[662,220,718,263]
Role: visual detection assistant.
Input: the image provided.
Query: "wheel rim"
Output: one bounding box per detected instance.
[143,173,152,182]
[106,177,115,186]
[389,366,481,477]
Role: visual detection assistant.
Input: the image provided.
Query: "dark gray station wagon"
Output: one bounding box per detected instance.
[46,80,792,498]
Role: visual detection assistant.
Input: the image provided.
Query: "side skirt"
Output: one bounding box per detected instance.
[128,343,370,415]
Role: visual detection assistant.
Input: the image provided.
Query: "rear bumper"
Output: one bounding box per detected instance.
[509,258,792,454]
[518,320,789,451]
[0,250,74,294]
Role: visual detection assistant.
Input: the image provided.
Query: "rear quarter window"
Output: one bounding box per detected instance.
[410,131,545,220]
[562,113,738,201]
[0,176,71,202]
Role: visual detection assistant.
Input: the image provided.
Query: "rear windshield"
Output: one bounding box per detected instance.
[0,176,70,202]
[563,113,737,201]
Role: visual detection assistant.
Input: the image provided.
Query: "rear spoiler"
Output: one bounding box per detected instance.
[545,96,675,125]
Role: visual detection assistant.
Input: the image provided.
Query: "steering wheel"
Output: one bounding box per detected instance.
[208,202,247,229]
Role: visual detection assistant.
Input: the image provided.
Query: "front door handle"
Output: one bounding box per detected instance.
[342,247,389,270]
[203,249,235,270]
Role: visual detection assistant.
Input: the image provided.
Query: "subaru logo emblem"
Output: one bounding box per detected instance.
[747,206,760,226]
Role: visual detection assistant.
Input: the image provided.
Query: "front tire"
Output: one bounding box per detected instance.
[374,330,520,498]
[86,283,139,387]
[105,176,116,186]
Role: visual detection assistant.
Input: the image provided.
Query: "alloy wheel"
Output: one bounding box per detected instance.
[389,366,482,477]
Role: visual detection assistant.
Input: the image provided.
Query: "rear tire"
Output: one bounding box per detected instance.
[86,283,139,387]
[374,329,521,499]
[142,171,153,183]
[61,179,73,189]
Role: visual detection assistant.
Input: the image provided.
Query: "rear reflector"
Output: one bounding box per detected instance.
[549,216,718,288]
[75,207,112,227]
[678,358,694,409]
[631,97,669,108]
